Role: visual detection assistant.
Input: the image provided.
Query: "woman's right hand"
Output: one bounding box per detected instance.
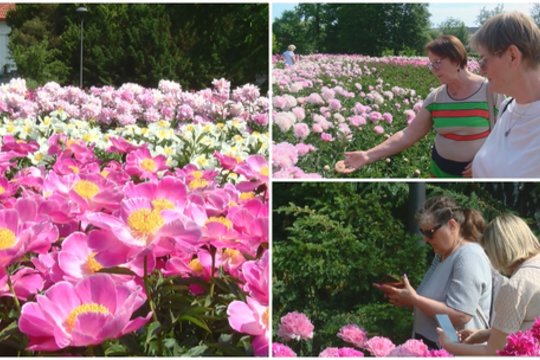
[335,151,370,174]
[458,329,489,344]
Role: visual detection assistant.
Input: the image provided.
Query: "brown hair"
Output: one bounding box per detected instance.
[425,35,468,69]
[471,11,540,68]
[416,196,485,242]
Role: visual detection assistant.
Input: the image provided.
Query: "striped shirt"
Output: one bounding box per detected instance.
[423,81,496,178]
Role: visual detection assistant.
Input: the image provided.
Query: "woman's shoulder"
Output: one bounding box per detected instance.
[455,243,491,264]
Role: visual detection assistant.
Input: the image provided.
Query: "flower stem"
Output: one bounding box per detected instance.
[143,255,159,324]
[209,246,216,298]
[7,272,20,313]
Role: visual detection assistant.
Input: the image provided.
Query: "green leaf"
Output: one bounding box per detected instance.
[145,321,161,345]
[98,266,137,276]
[178,315,211,333]
[104,343,128,356]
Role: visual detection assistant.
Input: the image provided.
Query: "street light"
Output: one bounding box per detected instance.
[76,6,88,88]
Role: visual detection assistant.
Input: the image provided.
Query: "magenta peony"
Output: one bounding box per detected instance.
[531,317,540,342]
[429,348,453,357]
[337,324,367,349]
[498,330,540,356]
[277,311,314,341]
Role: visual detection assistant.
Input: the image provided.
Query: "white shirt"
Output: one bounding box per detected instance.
[473,99,540,178]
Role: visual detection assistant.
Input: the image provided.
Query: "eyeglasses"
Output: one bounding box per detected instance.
[419,224,443,239]
[478,50,504,72]
[427,59,443,71]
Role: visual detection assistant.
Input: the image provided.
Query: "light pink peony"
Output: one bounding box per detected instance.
[389,339,429,357]
[18,274,151,351]
[293,123,310,140]
[277,311,314,341]
[374,125,385,134]
[273,342,297,357]
[364,336,395,357]
[337,324,367,349]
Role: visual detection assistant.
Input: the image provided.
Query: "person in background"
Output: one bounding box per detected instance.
[471,12,540,177]
[336,35,502,178]
[282,44,297,66]
[439,214,540,355]
[376,196,492,349]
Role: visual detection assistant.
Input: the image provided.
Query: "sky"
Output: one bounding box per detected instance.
[271,2,535,27]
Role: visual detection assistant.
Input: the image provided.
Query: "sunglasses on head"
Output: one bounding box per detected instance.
[419,223,443,239]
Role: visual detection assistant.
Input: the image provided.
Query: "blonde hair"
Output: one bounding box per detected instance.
[471,11,540,68]
[288,44,296,51]
[481,214,540,276]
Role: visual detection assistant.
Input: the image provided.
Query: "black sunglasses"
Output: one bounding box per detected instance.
[419,224,443,239]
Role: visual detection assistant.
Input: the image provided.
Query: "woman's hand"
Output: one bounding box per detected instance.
[335,151,370,174]
[458,328,490,344]
[385,274,417,308]
[462,162,473,177]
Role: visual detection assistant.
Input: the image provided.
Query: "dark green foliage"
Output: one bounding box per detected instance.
[273,4,431,56]
[273,182,540,354]
[7,4,268,90]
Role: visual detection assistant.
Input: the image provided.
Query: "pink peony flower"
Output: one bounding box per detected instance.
[337,347,365,357]
[293,123,310,139]
[429,348,453,357]
[321,132,334,142]
[18,274,152,351]
[227,296,269,356]
[277,311,314,341]
[389,339,429,357]
[364,336,395,357]
[319,347,340,357]
[273,342,297,357]
[530,317,540,342]
[374,125,385,134]
[125,147,168,179]
[337,324,367,349]
[498,330,540,356]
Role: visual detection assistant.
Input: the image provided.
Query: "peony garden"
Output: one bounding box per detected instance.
[0,78,269,356]
[272,54,481,179]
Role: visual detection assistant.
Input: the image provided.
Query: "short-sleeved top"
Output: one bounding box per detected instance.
[472,99,540,178]
[413,243,493,343]
[492,255,540,333]
[283,50,295,66]
[422,81,495,177]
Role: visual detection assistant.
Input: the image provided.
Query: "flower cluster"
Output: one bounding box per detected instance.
[272,312,452,357]
[0,79,269,356]
[498,317,540,356]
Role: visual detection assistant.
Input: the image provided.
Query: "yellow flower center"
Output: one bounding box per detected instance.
[188,178,208,190]
[100,169,110,178]
[152,198,175,212]
[191,171,203,179]
[0,186,5,195]
[223,248,241,261]
[34,153,44,161]
[263,308,269,328]
[73,180,100,200]
[127,208,164,237]
[260,166,269,177]
[85,253,102,273]
[140,158,157,172]
[189,258,204,274]
[205,216,232,230]
[0,228,16,250]
[239,192,256,201]
[69,166,80,174]
[65,303,110,331]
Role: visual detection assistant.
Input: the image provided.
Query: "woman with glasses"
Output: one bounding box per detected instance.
[336,35,501,177]
[376,196,493,349]
[439,214,540,355]
[471,12,540,177]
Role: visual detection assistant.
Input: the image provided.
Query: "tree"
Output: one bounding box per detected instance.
[531,3,540,27]
[7,4,268,90]
[475,4,504,26]
[438,17,469,46]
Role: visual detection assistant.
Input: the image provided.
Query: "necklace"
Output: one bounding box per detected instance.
[504,105,528,137]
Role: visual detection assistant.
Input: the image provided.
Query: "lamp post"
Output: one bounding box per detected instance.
[76,6,88,88]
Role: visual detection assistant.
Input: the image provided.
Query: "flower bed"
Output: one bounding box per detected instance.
[0,79,269,356]
[271,54,480,178]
